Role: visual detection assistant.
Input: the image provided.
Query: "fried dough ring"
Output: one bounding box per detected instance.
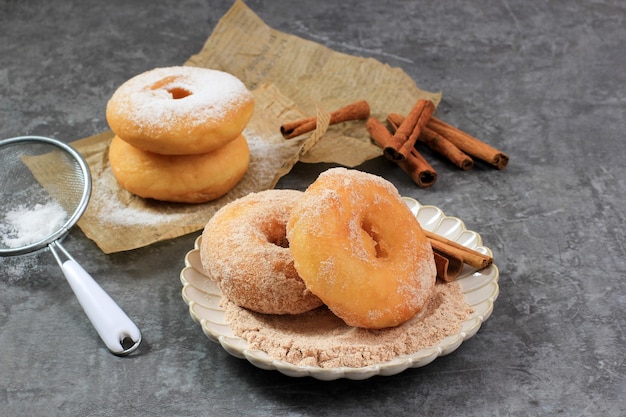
[200,190,323,315]
[106,66,254,155]
[286,168,436,329]
[108,134,249,203]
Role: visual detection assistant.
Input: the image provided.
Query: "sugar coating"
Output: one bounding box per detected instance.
[110,66,251,134]
[200,189,323,315]
[106,66,254,155]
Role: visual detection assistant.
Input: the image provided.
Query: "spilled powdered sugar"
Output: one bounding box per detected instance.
[90,166,190,227]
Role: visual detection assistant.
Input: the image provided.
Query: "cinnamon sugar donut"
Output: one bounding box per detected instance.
[286,168,437,329]
[108,134,249,203]
[106,66,254,155]
[200,190,323,315]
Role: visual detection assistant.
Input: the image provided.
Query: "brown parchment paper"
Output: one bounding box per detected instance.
[71,0,441,253]
[187,0,441,166]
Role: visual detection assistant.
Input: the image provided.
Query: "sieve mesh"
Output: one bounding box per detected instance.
[0,136,91,255]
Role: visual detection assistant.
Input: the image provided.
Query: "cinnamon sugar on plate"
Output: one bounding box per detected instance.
[224,280,473,368]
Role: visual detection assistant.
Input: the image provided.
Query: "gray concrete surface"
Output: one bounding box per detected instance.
[1,0,624,416]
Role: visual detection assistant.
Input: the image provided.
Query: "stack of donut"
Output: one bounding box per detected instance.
[201,168,437,329]
[106,66,255,203]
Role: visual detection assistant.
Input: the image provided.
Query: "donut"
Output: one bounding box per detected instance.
[108,134,249,204]
[200,190,323,315]
[286,168,437,329]
[106,66,254,155]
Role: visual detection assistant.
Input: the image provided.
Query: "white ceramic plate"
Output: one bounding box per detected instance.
[180,197,499,381]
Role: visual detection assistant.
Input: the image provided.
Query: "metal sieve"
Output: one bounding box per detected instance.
[0,135,141,356]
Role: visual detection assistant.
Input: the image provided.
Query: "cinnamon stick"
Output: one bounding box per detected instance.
[425,230,493,270]
[280,100,371,139]
[427,117,509,169]
[382,99,435,161]
[387,113,474,171]
[366,117,437,188]
[402,149,438,189]
[385,112,404,131]
[432,251,464,282]
[421,127,474,170]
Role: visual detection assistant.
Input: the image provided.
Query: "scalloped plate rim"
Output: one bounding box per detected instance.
[180,196,500,380]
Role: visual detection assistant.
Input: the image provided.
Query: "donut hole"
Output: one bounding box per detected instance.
[166,87,192,99]
[361,218,388,259]
[263,221,290,248]
[270,234,290,248]
[148,76,193,99]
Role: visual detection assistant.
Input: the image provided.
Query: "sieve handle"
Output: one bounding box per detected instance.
[50,242,142,355]
[62,260,142,355]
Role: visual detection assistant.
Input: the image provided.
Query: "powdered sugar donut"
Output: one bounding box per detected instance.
[106,66,254,155]
[108,134,249,204]
[287,168,437,329]
[200,190,323,315]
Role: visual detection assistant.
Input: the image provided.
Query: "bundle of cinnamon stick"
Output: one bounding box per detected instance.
[370,99,509,188]
[280,99,509,189]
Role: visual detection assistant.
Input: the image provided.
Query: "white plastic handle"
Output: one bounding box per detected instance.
[61,259,142,355]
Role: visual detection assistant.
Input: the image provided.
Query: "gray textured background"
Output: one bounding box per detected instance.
[1,0,624,416]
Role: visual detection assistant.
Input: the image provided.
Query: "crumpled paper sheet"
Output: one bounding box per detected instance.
[187,0,441,166]
[72,0,440,254]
